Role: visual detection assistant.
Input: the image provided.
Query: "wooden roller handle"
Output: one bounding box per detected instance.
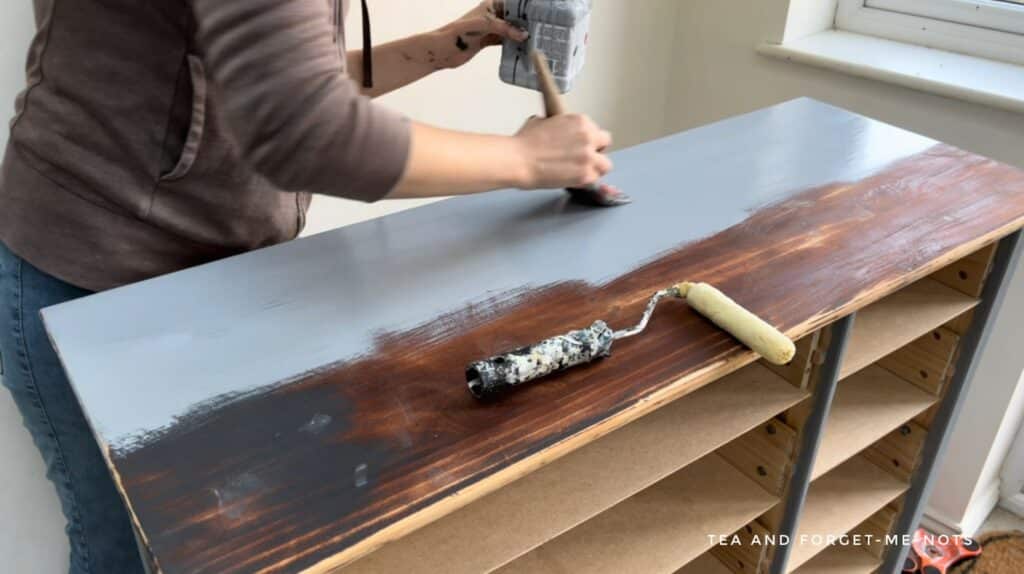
[531,51,567,117]
[677,282,797,365]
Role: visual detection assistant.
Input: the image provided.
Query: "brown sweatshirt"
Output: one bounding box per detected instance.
[0,0,411,291]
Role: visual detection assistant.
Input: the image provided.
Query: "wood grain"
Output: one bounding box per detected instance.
[40,99,1024,573]
[343,363,805,574]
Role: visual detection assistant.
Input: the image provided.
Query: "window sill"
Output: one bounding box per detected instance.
[758,30,1024,115]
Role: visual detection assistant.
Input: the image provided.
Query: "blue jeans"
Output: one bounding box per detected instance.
[0,241,143,574]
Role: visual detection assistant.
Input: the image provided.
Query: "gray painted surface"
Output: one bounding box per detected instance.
[770,316,854,574]
[41,98,937,453]
[884,231,1024,572]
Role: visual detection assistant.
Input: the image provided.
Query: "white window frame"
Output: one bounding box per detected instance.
[837,0,1024,66]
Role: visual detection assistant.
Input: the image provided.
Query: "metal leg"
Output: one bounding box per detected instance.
[769,314,856,574]
[881,230,1024,574]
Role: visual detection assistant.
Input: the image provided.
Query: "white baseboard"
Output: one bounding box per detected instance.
[1000,493,1024,518]
[920,509,961,535]
[922,481,1002,536]
[962,481,1002,536]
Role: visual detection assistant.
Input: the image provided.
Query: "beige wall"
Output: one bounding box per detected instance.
[305,0,682,234]
[668,2,1024,167]
[666,0,1024,534]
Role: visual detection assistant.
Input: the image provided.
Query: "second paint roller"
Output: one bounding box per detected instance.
[466,282,796,400]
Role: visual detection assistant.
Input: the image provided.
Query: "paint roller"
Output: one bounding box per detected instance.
[466,282,796,400]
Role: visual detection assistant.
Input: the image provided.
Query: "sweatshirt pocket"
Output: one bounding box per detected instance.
[160,55,207,182]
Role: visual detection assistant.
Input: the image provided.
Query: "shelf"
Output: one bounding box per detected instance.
[842,278,977,379]
[675,553,734,574]
[791,544,879,574]
[494,453,778,574]
[344,364,806,574]
[812,365,937,480]
[787,456,907,572]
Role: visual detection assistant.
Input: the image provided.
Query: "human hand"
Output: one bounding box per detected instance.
[513,114,616,190]
[433,1,529,69]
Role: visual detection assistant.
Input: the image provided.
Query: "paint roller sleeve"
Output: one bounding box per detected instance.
[678,282,796,366]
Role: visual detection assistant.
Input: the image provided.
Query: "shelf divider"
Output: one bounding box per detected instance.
[787,456,908,572]
[343,364,806,574]
[494,452,779,574]
[675,552,735,574]
[790,544,879,574]
[812,365,937,480]
[842,278,978,379]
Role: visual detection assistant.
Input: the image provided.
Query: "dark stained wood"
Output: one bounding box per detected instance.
[41,99,1024,573]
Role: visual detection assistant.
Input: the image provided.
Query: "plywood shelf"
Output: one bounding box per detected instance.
[344,364,807,574]
[494,453,778,574]
[841,278,977,379]
[791,544,879,574]
[675,552,735,574]
[812,365,937,480]
[787,456,907,572]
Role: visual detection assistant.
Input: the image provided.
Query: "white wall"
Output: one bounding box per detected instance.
[0,1,681,570]
[0,4,71,572]
[665,0,1024,535]
[305,0,682,234]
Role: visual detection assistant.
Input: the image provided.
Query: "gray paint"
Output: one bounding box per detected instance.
[769,315,854,574]
[41,98,937,453]
[883,230,1024,572]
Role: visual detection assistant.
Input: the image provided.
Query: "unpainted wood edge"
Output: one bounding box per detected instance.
[103,443,162,573]
[295,223,1024,574]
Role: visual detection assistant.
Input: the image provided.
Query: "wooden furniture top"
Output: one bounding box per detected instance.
[42,98,1024,574]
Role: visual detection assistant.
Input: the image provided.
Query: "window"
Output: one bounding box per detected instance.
[837,0,1024,65]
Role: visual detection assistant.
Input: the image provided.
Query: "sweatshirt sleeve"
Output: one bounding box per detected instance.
[189,0,411,202]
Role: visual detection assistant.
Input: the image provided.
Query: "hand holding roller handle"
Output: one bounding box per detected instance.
[466,282,795,400]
